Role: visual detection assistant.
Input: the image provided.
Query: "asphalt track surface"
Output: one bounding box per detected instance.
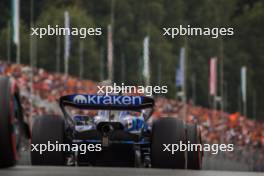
[0,166,263,176]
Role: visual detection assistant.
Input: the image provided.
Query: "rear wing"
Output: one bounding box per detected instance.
[59,94,154,110]
[59,94,155,126]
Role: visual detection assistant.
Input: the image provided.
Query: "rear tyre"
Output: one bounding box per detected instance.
[31,115,65,165]
[151,118,186,169]
[186,124,202,169]
[0,76,16,167]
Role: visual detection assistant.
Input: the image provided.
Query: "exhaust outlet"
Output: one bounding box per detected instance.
[101,124,114,135]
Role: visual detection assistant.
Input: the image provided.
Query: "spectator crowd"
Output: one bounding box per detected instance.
[0,62,263,171]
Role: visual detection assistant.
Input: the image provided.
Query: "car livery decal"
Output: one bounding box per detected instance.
[71,94,143,106]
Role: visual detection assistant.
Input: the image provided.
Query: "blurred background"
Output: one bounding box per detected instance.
[0,0,263,172]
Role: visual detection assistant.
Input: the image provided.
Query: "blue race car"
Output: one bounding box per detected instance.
[31,94,202,169]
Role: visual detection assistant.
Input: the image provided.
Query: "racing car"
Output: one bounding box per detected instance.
[31,94,203,169]
[0,76,31,167]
